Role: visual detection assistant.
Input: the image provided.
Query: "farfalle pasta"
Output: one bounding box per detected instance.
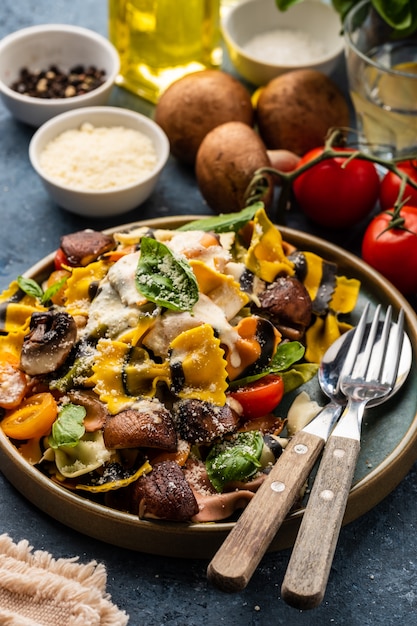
[0,206,360,523]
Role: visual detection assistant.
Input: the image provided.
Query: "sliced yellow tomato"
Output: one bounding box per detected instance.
[0,354,28,409]
[1,392,58,440]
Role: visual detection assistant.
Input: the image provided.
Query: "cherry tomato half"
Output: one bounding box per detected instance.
[53,248,70,271]
[362,205,417,295]
[293,147,380,229]
[229,374,284,420]
[0,355,28,409]
[379,160,417,211]
[1,392,58,440]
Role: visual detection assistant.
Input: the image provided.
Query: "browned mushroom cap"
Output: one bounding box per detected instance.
[103,399,177,450]
[67,390,109,432]
[174,399,241,445]
[132,460,199,521]
[20,311,77,376]
[60,229,115,266]
[257,276,312,341]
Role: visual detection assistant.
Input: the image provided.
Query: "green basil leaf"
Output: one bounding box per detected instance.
[135,237,199,312]
[17,275,44,300]
[229,341,306,389]
[41,275,68,304]
[280,363,319,394]
[48,403,86,449]
[177,204,262,233]
[269,340,306,371]
[205,431,264,493]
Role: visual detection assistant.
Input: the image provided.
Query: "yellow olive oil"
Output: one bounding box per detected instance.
[109,0,222,104]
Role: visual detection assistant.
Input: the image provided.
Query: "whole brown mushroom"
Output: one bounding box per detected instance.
[256,69,350,156]
[195,121,273,214]
[154,70,254,166]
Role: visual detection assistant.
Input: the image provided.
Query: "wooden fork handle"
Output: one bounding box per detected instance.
[207,430,325,592]
[281,435,361,610]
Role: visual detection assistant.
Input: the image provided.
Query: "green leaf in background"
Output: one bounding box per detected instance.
[135,237,199,312]
[48,403,86,449]
[276,0,417,34]
[206,431,264,493]
[177,204,262,233]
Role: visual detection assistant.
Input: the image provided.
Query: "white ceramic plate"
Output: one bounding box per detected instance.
[1,216,416,558]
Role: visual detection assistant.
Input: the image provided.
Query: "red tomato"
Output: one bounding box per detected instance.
[379,160,417,210]
[229,374,284,420]
[362,205,417,295]
[293,147,380,228]
[53,248,70,271]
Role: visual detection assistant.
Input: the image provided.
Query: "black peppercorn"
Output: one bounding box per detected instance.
[10,64,106,99]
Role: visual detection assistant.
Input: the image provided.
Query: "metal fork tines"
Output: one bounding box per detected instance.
[281,304,405,611]
[335,303,404,440]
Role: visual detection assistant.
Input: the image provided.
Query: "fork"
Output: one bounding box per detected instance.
[281,303,404,610]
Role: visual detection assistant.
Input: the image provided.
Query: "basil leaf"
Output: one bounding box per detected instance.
[48,403,86,449]
[280,363,319,394]
[229,341,306,389]
[135,237,199,312]
[177,204,262,233]
[205,431,264,493]
[17,275,43,300]
[269,340,305,371]
[42,275,68,304]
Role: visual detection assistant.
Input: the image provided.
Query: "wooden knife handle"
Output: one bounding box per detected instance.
[281,435,361,610]
[207,430,325,592]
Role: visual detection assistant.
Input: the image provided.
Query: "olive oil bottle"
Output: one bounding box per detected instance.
[108,0,222,104]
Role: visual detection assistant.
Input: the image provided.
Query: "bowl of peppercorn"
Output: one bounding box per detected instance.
[0,23,120,127]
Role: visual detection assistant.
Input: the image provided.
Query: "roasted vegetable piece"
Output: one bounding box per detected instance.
[132,460,199,521]
[0,354,28,409]
[175,399,241,444]
[20,311,77,376]
[103,399,177,450]
[59,229,115,266]
[1,392,58,440]
[257,276,312,341]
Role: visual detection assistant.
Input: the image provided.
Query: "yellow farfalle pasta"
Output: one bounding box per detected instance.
[169,323,228,406]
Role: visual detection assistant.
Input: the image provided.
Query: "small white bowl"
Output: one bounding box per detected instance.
[29,106,170,218]
[0,24,120,127]
[222,0,344,86]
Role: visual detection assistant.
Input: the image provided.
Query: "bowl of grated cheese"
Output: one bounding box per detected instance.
[29,106,170,217]
[222,0,345,86]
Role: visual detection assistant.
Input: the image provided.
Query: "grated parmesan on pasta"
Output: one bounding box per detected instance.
[39,122,158,191]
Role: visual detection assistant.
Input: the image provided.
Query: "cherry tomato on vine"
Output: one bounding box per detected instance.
[362,205,417,295]
[379,160,417,211]
[293,147,380,229]
[229,374,284,420]
[1,392,58,440]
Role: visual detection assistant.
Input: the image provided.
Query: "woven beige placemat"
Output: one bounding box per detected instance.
[0,534,129,625]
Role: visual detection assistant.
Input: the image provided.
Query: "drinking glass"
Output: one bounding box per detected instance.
[344,0,417,158]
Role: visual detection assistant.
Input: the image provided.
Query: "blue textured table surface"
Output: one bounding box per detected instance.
[1,2,417,625]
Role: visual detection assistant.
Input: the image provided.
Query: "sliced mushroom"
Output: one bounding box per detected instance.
[60,229,115,266]
[132,460,199,522]
[67,390,109,432]
[257,276,312,341]
[20,311,77,376]
[174,399,240,445]
[103,399,177,450]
